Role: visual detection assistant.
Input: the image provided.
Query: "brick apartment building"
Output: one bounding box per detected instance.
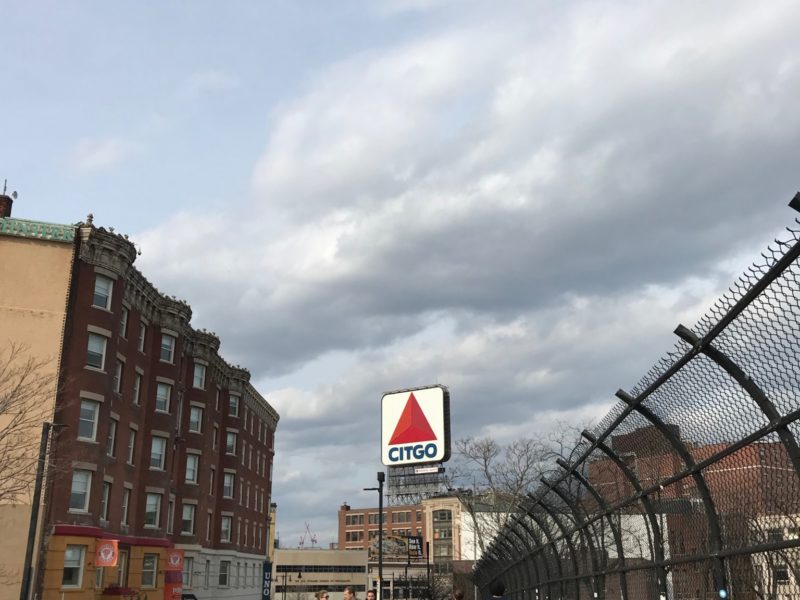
[0,196,279,600]
[587,425,800,599]
[338,496,483,599]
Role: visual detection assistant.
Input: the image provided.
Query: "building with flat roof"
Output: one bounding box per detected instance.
[273,548,368,600]
[0,197,279,600]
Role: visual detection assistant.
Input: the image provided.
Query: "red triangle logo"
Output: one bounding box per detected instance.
[389,393,437,445]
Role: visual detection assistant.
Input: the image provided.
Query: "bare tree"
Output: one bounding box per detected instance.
[447,423,586,557]
[0,343,56,504]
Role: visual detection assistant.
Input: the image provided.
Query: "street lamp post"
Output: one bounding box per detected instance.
[281,570,302,600]
[364,471,385,599]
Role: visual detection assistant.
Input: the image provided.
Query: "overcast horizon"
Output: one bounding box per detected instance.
[3,0,800,548]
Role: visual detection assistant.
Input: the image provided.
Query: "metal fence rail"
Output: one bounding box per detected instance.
[473,195,800,600]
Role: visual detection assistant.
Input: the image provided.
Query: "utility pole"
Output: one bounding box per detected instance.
[20,422,51,600]
[365,471,386,598]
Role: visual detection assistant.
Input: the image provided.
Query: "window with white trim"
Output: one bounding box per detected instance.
[221,516,232,542]
[86,333,107,370]
[93,275,113,309]
[219,560,230,586]
[150,436,167,470]
[193,363,206,389]
[119,307,128,338]
[189,406,203,433]
[78,399,99,441]
[225,431,237,455]
[133,372,142,405]
[69,470,91,512]
[185,454,199,483]
[223,473,235,498]
[100,481,111,520]
[138,322,146,352]
[127,429,136,465]
[155,382,171,413]
[160,333,176,363]
[141,554,158,588]
[121,488,130,525]
[62,545,86,588]
[182,556,194,588]
[144,493,161,527]
[114,359,124,393]
[106,419,117,457]
[182,504,196,534]
[229,394,239,417]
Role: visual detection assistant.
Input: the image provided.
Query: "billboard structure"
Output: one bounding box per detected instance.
[382,385,451,504]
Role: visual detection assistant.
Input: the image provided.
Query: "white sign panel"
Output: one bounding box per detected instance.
[381,385,450,466]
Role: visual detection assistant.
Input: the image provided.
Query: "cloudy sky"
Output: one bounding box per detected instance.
[3,0,800,547]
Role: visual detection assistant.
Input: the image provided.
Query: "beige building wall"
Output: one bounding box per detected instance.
[0,227,75,600]
[273,549,368,600]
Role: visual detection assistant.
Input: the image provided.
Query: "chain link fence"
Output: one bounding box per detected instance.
[473,196,800,600]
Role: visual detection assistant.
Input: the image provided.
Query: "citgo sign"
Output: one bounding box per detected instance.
[381,385,450,466]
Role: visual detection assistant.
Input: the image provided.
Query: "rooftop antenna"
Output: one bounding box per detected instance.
[3,179,6,195]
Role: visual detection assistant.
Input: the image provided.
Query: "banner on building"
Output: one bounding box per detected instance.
[407,536,423,558]
[262,561,273,600]
[95,539,119,567]
[166,549,184,571]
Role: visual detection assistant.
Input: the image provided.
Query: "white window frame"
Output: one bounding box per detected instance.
[225,431,237,456]
[93,274,113,310]
[114,359,124,393]
[106,419,117,457]
[160,333,176,363]
[138,322,147,353]
[181,503,196,534]
[121,488,130,525]
[221,516,232,542]
[127,429,136,465]
[155,382,172,413]
[86,333,108,370]
[219,560,230,587]
[185,454,199,483]
[141,553,158,588]
[69,469,92,513]
[144,493,161,528]
[223,473,235,499]
[182,556,194,588]
[78,399,99,441]
[100,481,111,521]
[189,406,203,433]
[119,306,129,338]
[62,545,86,588]
[229,394,239,417]
[193,363,206,389]
[150,436,167,470]
[132,372,142,405]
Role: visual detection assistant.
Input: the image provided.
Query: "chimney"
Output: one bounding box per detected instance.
[0,194,12,218]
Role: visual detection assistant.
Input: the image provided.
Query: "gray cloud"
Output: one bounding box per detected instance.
[133,0,800,545]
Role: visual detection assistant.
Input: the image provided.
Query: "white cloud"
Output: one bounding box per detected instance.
[131,0,800,547]
[183,70,240,97]
[70,137,143,173]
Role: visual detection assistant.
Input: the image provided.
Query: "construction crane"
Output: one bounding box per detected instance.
[298,522,318,548]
